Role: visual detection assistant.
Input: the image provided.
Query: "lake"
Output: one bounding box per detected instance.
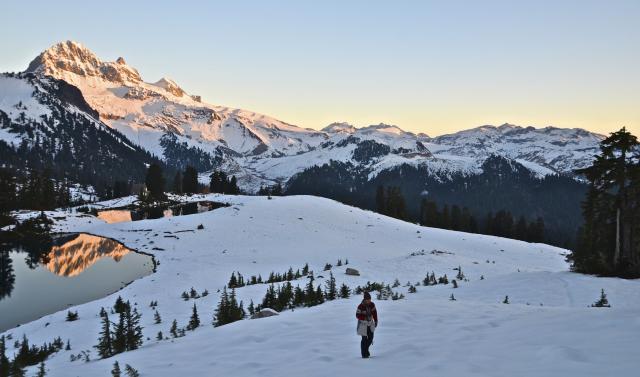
[97,200,228,224]
[0,233,154,332]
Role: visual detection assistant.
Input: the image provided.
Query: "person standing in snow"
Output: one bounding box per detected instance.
[356,291,378,358]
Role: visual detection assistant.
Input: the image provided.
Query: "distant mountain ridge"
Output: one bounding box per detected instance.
[2,40,605,193]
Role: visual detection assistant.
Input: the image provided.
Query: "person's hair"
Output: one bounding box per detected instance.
[363,291,371,300]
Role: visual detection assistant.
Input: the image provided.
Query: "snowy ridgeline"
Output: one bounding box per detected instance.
[2,194,639,376]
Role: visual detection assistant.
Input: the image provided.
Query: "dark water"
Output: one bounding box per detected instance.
[0,233,154,332]
[97,201,228,224]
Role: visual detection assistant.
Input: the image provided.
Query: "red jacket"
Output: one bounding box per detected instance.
[356,301,378,324]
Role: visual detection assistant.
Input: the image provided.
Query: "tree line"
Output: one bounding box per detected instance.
[141,164,240,202]
[373,185,546,243]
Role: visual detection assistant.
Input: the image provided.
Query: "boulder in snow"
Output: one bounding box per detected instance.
[345,268,360,276]
[251,308,279,319]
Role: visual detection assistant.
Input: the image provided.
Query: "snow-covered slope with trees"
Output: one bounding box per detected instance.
[7,40,605,192]
[2,195,638,376]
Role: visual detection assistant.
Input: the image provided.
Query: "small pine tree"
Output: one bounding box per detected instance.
[324,272,337,300]
[248,300,255,316]
[156,331,163,341]
[114,296,128,314]
[181,291,189,301]
[111,361,121,377]
[189,287,198,298]
[456,266,465,280]
[315,286,325,305]
[187,303,200,330]
[339,283,351,299]
[480,275,484,280]
[124,364,140,377]
[66,311,78,321]
[65,339,71,351]
[408,285,417,293]
[170,320,178,338]
[449,293,456,301]
[35,362,46,377]
[154,310,162,324]
[392,278,401,288]
[452,280,458,288]
[592,289,611,307]
[503,296,510,304]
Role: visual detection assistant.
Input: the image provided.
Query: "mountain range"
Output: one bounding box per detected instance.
[0,41,608,245]
[1,41,604,192]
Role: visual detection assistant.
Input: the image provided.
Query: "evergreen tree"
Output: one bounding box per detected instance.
[324,272,337,300]
[124,307,143,351]
[451,205,462,230]
[154,310,161,324]
[65,311,78,321]
[440,205,451,229]
[503,296,510,304]
[572,127,640,276]
[111,310,126,354]
[0,336,10,377]
[187,303,200,330]
[111,361,121,377]
[124,364,139,377]
[35,362,46,377]
[144,163,165,201]
[339,283,351,298]
[592,289,611,307]
[8,363,25,377]
[375,185,385,214]
[172,171,183,194]
[169,320,178,338]
[95,313,113,358]
[182,166,199,194]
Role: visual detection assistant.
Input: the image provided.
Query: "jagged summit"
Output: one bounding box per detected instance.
[153,77,185,97]
[25,40,142,85]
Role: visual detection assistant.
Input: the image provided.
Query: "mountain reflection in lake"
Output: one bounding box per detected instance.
[97,201,228,224]
[0,233,154,332]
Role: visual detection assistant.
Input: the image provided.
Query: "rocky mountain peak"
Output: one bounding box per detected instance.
[25,40,142,85]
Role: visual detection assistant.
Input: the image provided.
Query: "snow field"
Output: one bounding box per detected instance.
[2,194,638,376]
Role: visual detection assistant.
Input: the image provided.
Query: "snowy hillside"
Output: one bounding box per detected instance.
[10,40,605,191]
[2,195,638,376]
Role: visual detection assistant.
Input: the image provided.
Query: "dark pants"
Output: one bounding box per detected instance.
[360,326,374,358]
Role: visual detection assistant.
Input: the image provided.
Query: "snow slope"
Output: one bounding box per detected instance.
[2,195,638,376]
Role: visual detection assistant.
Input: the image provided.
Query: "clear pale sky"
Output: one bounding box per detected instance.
[1,0,638,136]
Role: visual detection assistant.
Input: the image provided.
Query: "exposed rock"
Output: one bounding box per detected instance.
[345,268,360,276]
[251,308,279,319]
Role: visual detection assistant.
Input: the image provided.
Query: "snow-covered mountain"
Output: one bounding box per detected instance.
[0,71,162,185]
[2,41,605,192]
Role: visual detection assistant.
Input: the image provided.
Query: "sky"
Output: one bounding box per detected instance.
[1,0,638,136]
